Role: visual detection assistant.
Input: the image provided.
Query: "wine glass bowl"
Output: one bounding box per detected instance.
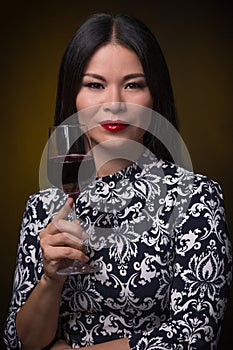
[47,123,100,275]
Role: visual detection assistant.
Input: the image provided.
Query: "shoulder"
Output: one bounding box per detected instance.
[157,159,224,198]
[27,186,67,204]
[25,187,67,221]
[160,162,229,237]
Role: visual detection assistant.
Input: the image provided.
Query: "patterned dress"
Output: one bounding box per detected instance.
[3,151,232,349]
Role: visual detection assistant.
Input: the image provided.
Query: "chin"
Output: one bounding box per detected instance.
[92,136,145,163]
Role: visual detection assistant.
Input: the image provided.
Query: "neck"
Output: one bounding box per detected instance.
[96,158,133,178]
[92,140,145,178]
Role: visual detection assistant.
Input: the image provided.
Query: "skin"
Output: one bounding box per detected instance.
[77,43,153,177]
[16,198,90,350]
[16,43,153,350]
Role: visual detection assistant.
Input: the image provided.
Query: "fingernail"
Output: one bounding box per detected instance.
[83,245,88,254]
[81,231,89,240]
[84,255,90,262]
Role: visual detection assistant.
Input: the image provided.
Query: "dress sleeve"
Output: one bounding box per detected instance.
[3,194,48,349]
[129,178,233,349]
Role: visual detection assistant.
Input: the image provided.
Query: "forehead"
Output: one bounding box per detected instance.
[83,43,144,74]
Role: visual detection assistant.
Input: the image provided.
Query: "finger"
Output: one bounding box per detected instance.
[62,231,88,245]
[43,245,90,263]
[44,232,87,252]
[53,219,88,240]
[40,198,74,236]
[54,197,74,221]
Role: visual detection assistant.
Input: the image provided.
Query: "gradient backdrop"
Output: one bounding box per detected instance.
[0,1,232,349]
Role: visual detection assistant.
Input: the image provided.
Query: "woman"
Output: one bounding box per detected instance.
[4,13,232,350]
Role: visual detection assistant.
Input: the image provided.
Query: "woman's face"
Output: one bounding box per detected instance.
[76,43,153,148]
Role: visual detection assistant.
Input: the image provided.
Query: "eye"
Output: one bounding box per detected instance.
[125,81,146,89]
[84,82,104,89]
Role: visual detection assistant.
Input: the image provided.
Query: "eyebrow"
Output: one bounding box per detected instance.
[83,73,146,81]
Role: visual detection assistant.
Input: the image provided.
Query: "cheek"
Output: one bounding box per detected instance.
[76,90,105,112]
[127,103,153,131]
[75,93,86,110]
[132,93,153,111]
[144,94,154,109]
[75,91,96,111]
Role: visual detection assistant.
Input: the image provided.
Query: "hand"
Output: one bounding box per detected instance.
[39,197,89,283]
[80,338,130,349]
[50,339,72,349]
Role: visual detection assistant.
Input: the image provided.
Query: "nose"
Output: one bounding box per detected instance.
[103,87,126,114]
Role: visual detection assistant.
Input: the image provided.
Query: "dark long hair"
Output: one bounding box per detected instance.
[54,13,178,162]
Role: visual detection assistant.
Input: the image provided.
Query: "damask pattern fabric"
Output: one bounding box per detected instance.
[3,152,232,349]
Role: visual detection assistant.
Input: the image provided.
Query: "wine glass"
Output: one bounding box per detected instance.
[47,123,100,275]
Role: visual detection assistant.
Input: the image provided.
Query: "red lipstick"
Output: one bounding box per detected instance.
[101,120,129,131]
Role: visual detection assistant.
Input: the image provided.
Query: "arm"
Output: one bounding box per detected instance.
[50,339,72,349]
[3,193,89,350]
[81,338,130,350]
[129,179,232,349]
[15,274,64,350]
[16,197,89,350]
[50,338,130,350]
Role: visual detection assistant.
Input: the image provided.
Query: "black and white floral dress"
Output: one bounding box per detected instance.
[3,152,232,349]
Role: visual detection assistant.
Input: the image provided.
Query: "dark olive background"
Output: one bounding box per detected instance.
[0,1,232,349]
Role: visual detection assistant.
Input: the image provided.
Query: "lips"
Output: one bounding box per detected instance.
[100,120,129,131]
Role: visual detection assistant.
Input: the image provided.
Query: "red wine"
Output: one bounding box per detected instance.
[47,153,95,196]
